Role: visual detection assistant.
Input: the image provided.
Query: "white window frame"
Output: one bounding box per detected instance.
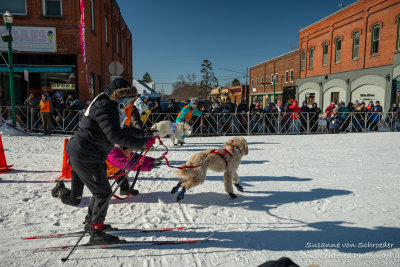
[42,0,63,16]
[322,42,328,66]
[90,0,95,32]
[105,17,108,44]
[251,79,254,87]
[335,38,342,63]
[285,70,288,83]
[309,47,314,69]
[256,78,258,87]
[301,50,306,70]
[2,0,27,15]
[352,32,360,59]
[271,74,274,85]
[261,76,264,87]
[290,69,294,82]
[275,73,278,84]
[265,75,268,85]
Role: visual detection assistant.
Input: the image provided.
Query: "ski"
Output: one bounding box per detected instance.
[23,226,192,240]
[33,233,213,251]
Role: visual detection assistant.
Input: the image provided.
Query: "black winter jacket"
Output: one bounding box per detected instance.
[66,93,147,163]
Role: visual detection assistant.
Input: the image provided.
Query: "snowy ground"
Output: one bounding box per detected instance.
[0,131,400,267]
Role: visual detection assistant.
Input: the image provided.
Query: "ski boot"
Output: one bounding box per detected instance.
[176,187,186,202]
[89,223,120,245]
[234,183,244,192]
[51,182,66,198]
[171,182,181,194]
[83,216,115,232]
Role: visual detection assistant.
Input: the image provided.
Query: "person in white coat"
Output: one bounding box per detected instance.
[134,94,149,116]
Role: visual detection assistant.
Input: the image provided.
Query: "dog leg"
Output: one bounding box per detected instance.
[171,182,181,194]
[224,171,236,198]
[232,172,244,192]
[176,187,186,202]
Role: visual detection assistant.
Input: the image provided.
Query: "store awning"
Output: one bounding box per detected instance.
[0,65,74,73]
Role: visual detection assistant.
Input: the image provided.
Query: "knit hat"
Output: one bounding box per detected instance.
[330,101,335,105]
[375,100,380,104]
[140,94,149,99]
[255,102,260,108]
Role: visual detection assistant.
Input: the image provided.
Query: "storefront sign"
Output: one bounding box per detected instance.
[230,88,241,94]
[80,0,87,66]
[51,83,76,91]
[360,93,376,101]
[0,26,57,52]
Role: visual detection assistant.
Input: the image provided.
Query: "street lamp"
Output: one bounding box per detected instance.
[1,11,16,125]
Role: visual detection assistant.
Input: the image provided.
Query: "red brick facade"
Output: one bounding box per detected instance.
[4,0,132,102]
[300,0,400,78]
[249,50,300,107]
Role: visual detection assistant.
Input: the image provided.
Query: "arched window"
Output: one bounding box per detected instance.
[371,25,380,55]
[301,50,306,70]
[352,32,360,59]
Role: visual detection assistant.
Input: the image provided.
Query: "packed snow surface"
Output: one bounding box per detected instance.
[0,133,400,267]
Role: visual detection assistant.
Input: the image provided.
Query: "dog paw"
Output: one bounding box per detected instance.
[234,183,244,192]
[176,192,185,202]
[229,193,238,199]
[171,183,181,194]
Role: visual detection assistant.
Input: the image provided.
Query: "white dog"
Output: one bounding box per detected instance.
[151,121,192,146]
[171,137,248,201]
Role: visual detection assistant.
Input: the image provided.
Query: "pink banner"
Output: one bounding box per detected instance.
[80,0,87,66]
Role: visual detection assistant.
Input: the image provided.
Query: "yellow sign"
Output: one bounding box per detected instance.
[51,83,76,91]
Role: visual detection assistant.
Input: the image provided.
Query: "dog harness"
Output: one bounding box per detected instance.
[210,148,233,167]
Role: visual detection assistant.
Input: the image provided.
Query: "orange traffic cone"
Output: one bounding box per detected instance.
[0,134,14,174]
[56,138,72,181]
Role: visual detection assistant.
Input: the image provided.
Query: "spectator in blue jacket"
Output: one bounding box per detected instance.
[368,105,381,131]
[327,108,343,134]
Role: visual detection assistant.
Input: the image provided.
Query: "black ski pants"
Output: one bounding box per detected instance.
[68,157,112,224]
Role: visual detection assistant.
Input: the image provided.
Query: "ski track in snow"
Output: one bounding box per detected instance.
[0,133,400,266]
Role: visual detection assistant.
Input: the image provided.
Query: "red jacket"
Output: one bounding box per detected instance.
[325,105,335,116]
[289,105,301,120]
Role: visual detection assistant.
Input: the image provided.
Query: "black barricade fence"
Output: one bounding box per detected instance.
[0,106,399,134]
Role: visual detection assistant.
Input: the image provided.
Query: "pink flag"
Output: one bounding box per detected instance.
[80,0,87,66]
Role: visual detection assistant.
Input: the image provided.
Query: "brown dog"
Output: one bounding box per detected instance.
[171,137,248,201]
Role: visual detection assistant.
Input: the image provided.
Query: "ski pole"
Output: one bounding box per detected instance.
[61,150,145,262]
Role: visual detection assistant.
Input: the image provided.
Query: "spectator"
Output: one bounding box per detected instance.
[221,97,235,134]
[368,105,381,131]
[388,103,398,131]
[250,102,263,133]
[199,105,209,134]
[338,102,349,132]
[209,102,222,134]
[134,94,149,116]
[289,100,301,133]
[165,99,179,113]
[357,101,367,131]
[236,100,249,134]
[310,103,322,132]
[325,101,336,129]
[266,103,278,133]
[374,100,382,112]
[249,99,257,112]
[300,100,310,132]
[327,108,342,134]
[366,100,374,130]
[280,103,291,133]
[65,94,74,106]
[39,93,53,135]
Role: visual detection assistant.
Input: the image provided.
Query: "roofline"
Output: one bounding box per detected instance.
[249,49,299,69]
[299,0,361,32]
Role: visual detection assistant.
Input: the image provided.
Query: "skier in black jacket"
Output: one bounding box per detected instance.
[52,78,156,245]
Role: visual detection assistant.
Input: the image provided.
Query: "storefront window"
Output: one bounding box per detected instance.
[41,72,76,95]
[44,0,62,16]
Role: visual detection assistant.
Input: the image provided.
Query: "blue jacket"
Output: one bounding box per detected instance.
[369,107,381,122]
[327,114,343,130]
[176,103,203,123]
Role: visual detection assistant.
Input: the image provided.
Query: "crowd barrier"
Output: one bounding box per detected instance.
[1,105,399,135]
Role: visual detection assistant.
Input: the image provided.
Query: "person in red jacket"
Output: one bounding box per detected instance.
[289,100,301,133]
[325,101,336,129]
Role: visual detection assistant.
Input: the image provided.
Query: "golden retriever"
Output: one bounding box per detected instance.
[171,137,248,201]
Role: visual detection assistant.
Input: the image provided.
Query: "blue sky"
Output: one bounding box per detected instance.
[116,0,358,94]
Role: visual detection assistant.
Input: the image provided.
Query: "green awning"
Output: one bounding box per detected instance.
[0,66,73,72]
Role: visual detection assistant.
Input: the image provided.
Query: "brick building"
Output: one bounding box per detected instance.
[0,0,132,105]
[297,0,400,111]
[249,49,300,108]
